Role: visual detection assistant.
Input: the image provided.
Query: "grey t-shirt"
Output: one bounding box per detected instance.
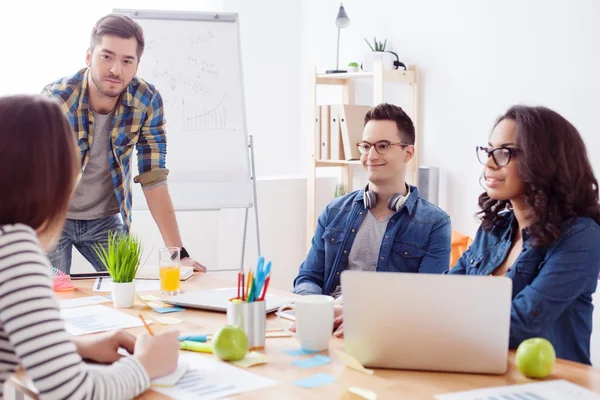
[67,110,120,220]
[331,211,391,297]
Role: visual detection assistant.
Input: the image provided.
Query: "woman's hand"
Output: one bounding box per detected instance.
[73,330,136,364]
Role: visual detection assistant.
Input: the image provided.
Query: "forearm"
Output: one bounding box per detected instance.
[143,184,183,248]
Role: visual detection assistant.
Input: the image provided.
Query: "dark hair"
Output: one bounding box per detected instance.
[478,105,600,247]
[364,103,416,144]
[90,14,145,60]
[0,95,79,235]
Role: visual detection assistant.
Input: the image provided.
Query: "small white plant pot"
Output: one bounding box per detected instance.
[348,66,359,73]
[112,281,135,308]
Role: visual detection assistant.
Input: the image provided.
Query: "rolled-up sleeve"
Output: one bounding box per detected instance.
[133,90,169,187]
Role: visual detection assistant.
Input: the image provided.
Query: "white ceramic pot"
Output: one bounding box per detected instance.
[348,66,359,73]
[112,281,135,308]
[362,51,402,72]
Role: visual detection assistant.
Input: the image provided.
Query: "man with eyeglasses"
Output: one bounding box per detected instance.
[293,103,451,307]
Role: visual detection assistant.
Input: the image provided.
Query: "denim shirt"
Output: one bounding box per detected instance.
[293,186,451,296]
[448,211,600,365]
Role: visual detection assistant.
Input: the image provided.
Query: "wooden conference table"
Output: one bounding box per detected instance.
[8,272,600,400]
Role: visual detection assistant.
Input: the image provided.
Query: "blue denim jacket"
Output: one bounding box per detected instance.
[293,186,451,296]
[448,211,600,365]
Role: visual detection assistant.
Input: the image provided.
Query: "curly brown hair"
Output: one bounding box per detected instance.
[477,105,600,248]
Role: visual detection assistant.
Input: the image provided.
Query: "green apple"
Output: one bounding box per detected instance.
[516,338,556,378]
[212,325,248,361]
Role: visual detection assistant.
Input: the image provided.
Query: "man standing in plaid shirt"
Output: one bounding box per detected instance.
[43,14,205,274]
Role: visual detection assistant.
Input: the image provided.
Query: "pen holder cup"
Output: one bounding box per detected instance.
[227,300,266,350]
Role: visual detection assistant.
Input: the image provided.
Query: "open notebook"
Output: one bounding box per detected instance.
[135,265,194,281]
[69,266,194,281]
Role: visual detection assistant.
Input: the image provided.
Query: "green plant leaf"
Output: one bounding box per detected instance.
[383,39,387,51]
[93,231,143,283]
[364,38,374,52]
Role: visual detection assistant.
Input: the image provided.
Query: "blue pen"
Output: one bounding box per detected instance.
[253,257,265,301]
[178,335,207,343]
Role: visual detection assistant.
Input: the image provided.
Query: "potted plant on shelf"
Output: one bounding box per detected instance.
[348,62,359,73]
[362,37,406,72]
[334,183,348,198]
[94,231,143,308]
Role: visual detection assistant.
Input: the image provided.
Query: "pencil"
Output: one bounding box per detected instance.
[139,313,154,336]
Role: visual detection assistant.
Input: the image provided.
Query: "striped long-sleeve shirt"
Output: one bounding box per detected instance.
[0,223,150,399]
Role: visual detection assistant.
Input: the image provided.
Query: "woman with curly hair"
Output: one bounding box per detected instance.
[448,105,600,365]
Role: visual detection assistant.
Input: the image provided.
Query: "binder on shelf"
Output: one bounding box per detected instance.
[339,105,371,160]
[319,105,330,160]
[329,106,344,160]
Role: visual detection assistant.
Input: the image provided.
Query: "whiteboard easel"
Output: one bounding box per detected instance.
[115,9,260,269]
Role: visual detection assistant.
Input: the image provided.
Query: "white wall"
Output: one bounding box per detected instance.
[301,0,600,237]
[4,0,600,364]
[300,0,600,366]
[1,0,308,291]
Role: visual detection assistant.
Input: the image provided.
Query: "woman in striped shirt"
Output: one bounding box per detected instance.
[0,95,180,399]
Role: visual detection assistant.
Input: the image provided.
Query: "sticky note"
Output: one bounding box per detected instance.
[293,373,336,389]
[348,387,377,400]
[154,316,182,325]
[146,301,165,309]
[153,307,185,314]
[140,294,161,301]
[292,355,331,369]
[283,348,317,357]
[231,351,270,368]
[332,349,374,375]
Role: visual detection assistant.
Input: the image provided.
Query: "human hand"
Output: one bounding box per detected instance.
[134,330,180,379]
[73,330,136,364]
[181,256,207,272]
[333,305,343,338]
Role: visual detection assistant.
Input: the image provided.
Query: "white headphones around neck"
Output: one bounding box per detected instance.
[363,184,411,212]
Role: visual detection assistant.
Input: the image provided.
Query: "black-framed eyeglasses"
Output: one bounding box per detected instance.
[356,140,411,155]
[476,146,521,167]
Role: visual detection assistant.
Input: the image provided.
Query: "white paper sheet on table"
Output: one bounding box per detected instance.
[92,277,160,292]
[435,379,600,400]
[153,352,277,399]
[60,305,149,335]
[58,296,112,308]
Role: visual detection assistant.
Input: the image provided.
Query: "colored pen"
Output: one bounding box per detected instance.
[139,314,154,336]
[245,270,253,301]
[180,341,212,353]
[259,276,271,301]
[178,335,207,343]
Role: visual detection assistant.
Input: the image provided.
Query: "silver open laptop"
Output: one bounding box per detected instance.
[162,288,290,313]
[341,270,512,374]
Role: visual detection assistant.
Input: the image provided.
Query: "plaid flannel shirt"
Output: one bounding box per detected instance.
[42,68,169,231]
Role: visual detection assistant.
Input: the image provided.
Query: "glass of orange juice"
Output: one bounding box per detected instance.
[159,247,180,295]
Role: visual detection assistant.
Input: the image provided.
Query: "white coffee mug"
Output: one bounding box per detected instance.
[277,295,334,351]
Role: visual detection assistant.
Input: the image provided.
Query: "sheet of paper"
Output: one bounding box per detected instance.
[348,387,377,400]
[153,352,277,399]
[140,294,161,301]
[292,373,336,389]
[93,277,160,292]
[332,349,374,375]
[152,362,190,387]
[435,379,600,400]
[58,296,111,309]
[60,305,149,336]
[292,355,331,369]
[231,351,271,368]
